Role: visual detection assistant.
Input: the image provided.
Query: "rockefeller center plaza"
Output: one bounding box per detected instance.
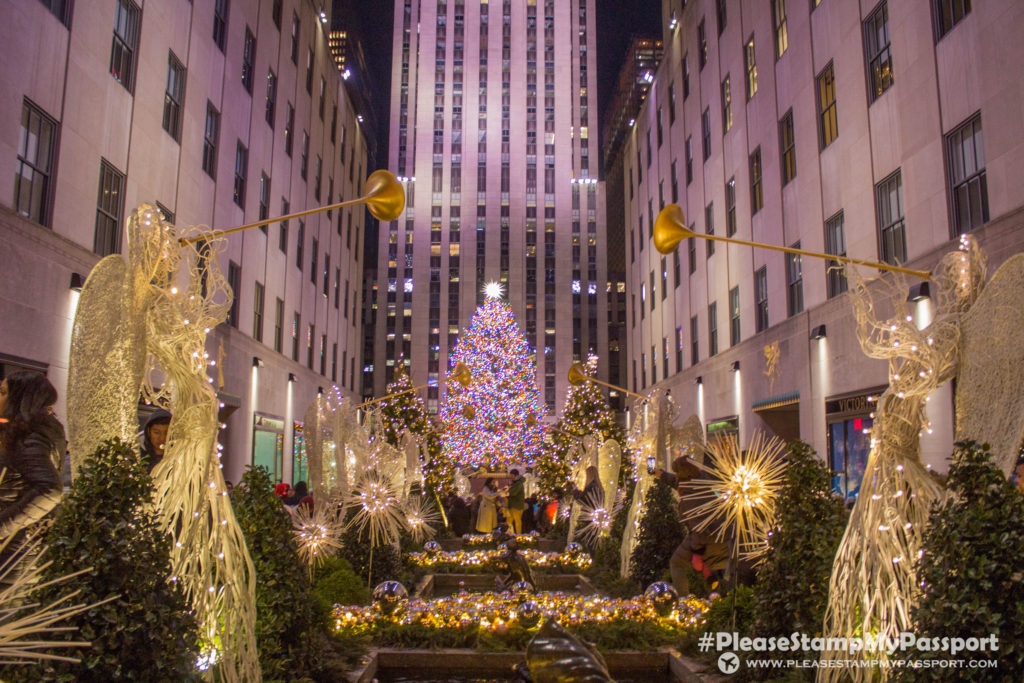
[2,0,1024,680]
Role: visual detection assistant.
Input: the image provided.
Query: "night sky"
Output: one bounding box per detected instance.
[345,0,663,179]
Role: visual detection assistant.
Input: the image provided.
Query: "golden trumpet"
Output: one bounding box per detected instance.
[356,381,428,408]
[567,363,647,400]
[653,203,931,279]
[180,170,405,246]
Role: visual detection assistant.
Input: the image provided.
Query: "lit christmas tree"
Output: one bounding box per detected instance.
[439,285,548,471]
[536,354,624,496]
[378,362,448,493]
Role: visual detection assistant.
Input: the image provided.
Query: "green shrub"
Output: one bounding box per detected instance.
[338,505,404,586]
[897,441,1024,680]
[629,479,685,588]
[233,466,320,682]
[747,440,848,680]
[33,438,198,681]
[311,555,372,613]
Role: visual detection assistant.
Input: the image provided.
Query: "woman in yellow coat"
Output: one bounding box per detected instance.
[475,478,501,533]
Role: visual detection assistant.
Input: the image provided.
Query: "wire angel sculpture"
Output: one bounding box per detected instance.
[819,237,987,681]
[66,204,176,474]
[140,213,260,682]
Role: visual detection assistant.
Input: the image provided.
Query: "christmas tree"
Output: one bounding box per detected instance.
[378,362,448,493]
[439,288,548,471]
[536,354,624,496]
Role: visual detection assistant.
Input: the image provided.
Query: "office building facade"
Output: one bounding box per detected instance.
[626,0,1024,498]
[2,0,369,484]
[370,0,610,415]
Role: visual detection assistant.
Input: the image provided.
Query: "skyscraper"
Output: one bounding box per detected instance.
[371,0,609,415]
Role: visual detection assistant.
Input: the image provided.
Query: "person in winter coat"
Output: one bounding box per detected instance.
[475,478,501,533]
[140,409,172,472]
[0,371,65,541]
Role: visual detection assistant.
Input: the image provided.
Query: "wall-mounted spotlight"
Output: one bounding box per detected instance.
[69,272,85,291]
[252,356,264,368]
[695,376,703,385]
[810,324,827,340]
[288,373,297,383]
[907,282,931,302]
[731,361,741,372]
[668,12,678,30]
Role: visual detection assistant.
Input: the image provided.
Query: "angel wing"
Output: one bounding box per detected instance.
[66,255,148,473]
[597,438,621,508]
[955,253,1024,475]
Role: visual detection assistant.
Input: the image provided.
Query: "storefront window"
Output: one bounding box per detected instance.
[829,415,873,502]
[292,422,307,484]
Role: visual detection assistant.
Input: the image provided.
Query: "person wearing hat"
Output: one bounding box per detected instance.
[141,409,172,473]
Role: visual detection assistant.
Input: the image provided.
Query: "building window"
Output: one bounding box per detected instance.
[162,52,186,142]
[698,18,708,69]
[274,298,284,352]
[716,0,727,34]
[657,108,664,147]
[310,238,318,284]
[296,221,304,270]
[319,77,326,120]
[291,13,300,64]
[682,54,690,99]
[685,137,694,184]
[864,2,893,102]
[772,0,788,58]
[265,70,277,128]
[935,0,971,39]
[242,27,256,93]
[825,211,848,298]
[817,62,838,148]
[668,83,676,124]
[946,112,988,234]
[673,249,681,288]
[690,315,699,365]
[94,159,125,256]
[708,302,719,357]
[307,323,315,369]
[213,0,228,52]
[721,75,733,133]
[701,108,712,161]
[749,147,763,214]
[320,334,327,375]
[203,102,219,178]
[233,142,248,208]
[39,0,71,24]
[14,100,57,226]
[279,199,289,252]
[705,203,715,258]
[786,243,804,317]
[688,235,696,274]
[829,414,875,501]
[306,48,314,94]
[110,0,141,92]
[272,0,282,29]
[876,170,907,265]
[284,103,294,156]
[729,287,741,346]
[227,261,241,327]
[780,108,796,184]
[259,173,270,221]
[292,312,301,361]
[725,178,737,236]
[675,326,683,371]
[301,131,309,179]
[755,266,769,333]
[745,36,758,99]
[253,281,264,341]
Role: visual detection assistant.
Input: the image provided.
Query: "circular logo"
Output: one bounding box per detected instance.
[717,651,741,675]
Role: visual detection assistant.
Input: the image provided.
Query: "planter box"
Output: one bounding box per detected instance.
[348,647,717,682]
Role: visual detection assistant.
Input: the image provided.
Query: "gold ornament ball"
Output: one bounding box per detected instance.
[462,405,476,420]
